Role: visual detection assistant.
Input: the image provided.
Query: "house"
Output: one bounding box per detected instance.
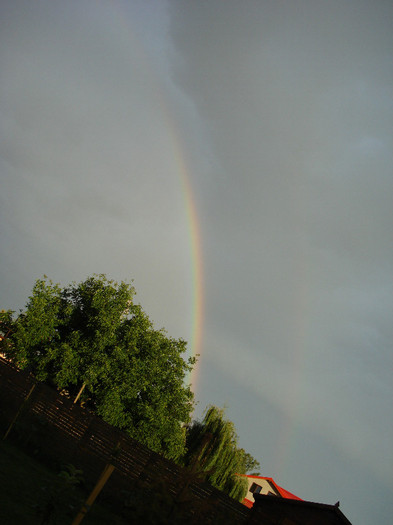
[241,475,352,524]
[240,475,302,509]
[248,493,352,524]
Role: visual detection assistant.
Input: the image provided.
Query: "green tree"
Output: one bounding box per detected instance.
[183,406,260,501]
[1,275,195,460]
[0,309,15,354]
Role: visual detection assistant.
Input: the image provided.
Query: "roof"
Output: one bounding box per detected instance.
[241,474,302,500]
[243,498,254,509]
[239,474,302,508]
[251,493,352,525]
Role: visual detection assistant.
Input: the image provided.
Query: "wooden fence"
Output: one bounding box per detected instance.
[0,357,250,524]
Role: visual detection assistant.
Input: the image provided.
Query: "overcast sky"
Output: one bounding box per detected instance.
[1,1,392,523]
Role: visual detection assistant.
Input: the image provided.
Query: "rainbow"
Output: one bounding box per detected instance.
[166,129,204,393]
[97,0,204,393]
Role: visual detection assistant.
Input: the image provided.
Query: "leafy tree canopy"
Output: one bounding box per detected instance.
[0,275,195,460]
[183,406,260,501]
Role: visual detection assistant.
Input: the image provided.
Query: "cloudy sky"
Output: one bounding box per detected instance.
[1,1,392,523]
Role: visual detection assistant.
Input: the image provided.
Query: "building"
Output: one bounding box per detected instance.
[241,475,302,509]
[241,475,352,524]
[248,494,352,524]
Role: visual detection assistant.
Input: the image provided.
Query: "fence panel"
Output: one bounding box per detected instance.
[0,358,250,524]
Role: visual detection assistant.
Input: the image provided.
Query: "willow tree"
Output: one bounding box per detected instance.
[1,275,195,460]
[183,406,260,501]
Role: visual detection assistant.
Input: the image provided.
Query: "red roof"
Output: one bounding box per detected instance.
[240,475,302,508]
[243,498,254,508]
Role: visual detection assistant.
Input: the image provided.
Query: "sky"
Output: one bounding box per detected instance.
[1,1,392,523]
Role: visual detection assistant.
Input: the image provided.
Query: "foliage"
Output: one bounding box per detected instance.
[0,309,15,355]
[2,275,195,459]
[183,406,260,502]
[58,464,84,487]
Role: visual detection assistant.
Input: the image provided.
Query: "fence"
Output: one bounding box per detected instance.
[0,357,250,524]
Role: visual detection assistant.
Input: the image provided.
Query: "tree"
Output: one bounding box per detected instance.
[183,406,260,501]
[1,275,195,460]
[0,309,15,354]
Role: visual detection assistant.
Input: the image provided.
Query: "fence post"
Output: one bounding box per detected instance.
[73,382,86,404]
[71,462,115,525]
[3,379,37,440]
[71,441,121,525]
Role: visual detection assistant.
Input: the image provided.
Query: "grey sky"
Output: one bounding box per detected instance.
[1,2,392,523]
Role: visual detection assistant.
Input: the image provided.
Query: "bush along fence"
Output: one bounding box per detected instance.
[0,357,250,524]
